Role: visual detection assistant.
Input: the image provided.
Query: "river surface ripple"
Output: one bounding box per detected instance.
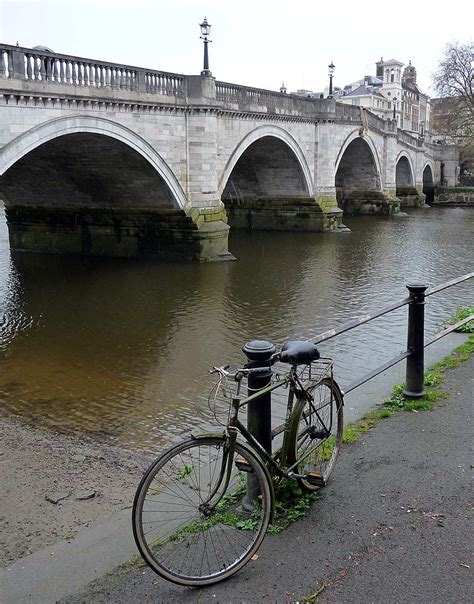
[0,204,473,453]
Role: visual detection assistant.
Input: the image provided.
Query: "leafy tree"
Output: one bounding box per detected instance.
[432,41,474,171]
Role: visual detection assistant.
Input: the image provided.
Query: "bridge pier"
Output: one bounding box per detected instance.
[336,188,400,216]
[396,186,426,207]
[4,204,231,262]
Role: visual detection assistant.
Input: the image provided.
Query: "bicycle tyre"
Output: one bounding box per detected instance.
[287,378,343,492]
[132,436,272,586]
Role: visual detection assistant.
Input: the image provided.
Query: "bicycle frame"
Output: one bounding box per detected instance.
[202,358,338,511]
[227,359,337,478]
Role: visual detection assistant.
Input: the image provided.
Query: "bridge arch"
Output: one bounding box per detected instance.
[335,131,383,189]
[0,114,188,209]
[395,151,415,188]
[219,125,313,198]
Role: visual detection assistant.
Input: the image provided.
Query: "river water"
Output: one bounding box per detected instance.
[0,204,473,453]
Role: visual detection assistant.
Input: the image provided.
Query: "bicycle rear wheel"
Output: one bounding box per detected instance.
[287,378,343,491]
[132,436,272,586]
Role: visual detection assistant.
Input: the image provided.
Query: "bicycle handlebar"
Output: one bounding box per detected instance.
[210,362,277,380]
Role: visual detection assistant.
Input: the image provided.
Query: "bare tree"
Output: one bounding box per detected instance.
[432,41,473,169]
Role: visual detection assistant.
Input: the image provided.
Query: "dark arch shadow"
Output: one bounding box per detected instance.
[335,138,386,215]
[0,133,201,260]
[221,135,317,230]
[395,156,415,194]
[423,165,435,205]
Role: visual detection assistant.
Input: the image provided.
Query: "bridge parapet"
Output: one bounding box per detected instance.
[335,103,389,134]
[215,80,336,119]
[1,44,340,118]
[0,43,185,97]
[396,127,421,148]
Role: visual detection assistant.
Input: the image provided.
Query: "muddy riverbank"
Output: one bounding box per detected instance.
[0,413,146,566]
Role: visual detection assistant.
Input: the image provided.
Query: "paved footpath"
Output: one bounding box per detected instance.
[60,355,473,604]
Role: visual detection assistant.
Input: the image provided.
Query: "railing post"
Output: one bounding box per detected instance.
[404,283,427,398]
[242,339,275,509]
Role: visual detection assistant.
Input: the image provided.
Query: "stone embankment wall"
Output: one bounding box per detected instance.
[433,187,474,207]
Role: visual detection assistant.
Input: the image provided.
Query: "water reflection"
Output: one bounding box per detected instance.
[0,204,473,453]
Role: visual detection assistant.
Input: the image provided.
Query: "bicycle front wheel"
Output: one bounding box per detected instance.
[287,378,343,491]
[132,436,272,586]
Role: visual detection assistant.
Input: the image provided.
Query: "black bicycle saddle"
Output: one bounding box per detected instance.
[280,340,320,365]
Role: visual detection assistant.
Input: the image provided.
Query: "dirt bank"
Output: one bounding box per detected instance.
[0,414,147,567]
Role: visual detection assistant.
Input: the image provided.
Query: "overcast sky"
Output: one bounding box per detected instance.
[1,0,472,96]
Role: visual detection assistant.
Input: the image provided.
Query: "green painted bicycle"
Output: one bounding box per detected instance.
[132,340,344,586]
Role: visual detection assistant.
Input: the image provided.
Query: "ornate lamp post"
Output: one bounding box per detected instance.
[328,61,335,97]
[199,16,212,75]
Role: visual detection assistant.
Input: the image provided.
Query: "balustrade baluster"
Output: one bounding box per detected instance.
[25,54,32,79]
[66,60,72,84]
[40,57,46,80]
[33,56,41,80]
[95,64,100,87]
[59,59,65,83]
[47,57,53,81]
[0,51,5,77]
[100,66,106,87]
[106,67,111,87]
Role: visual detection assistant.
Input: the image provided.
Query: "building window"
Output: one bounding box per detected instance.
[388,102,391,109]
[391,69,395,83]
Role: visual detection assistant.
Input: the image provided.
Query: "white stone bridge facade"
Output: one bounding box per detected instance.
[0,44,454,261]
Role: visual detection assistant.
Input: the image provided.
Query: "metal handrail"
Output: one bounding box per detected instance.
[313,272,473,347]
[311,272,473,398]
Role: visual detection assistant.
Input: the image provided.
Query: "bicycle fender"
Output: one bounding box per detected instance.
[332,380,345,405]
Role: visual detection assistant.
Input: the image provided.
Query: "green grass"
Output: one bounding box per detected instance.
[340,334,474,440]
[442,305,474,333]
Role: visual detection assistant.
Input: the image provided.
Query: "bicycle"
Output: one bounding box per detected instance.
[132,340,344,586]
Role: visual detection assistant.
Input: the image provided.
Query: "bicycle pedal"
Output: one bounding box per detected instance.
[305,473,325,487]
[235,457,253,473]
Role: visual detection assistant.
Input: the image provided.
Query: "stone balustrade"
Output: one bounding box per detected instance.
[335,103,363,121]
[397,128,420,147]
[215,80,337,119]
[0,43,185,96]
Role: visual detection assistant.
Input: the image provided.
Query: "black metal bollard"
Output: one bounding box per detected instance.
[241,339,275,509]
[404,284,427,398]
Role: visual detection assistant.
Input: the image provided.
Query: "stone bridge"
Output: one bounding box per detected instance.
[0,44,455,261]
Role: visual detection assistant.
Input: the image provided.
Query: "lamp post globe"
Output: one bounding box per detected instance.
[328,61,335,97]
[199,17,212,75]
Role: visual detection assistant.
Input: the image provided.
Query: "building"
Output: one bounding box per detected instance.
[336,58,430,136]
